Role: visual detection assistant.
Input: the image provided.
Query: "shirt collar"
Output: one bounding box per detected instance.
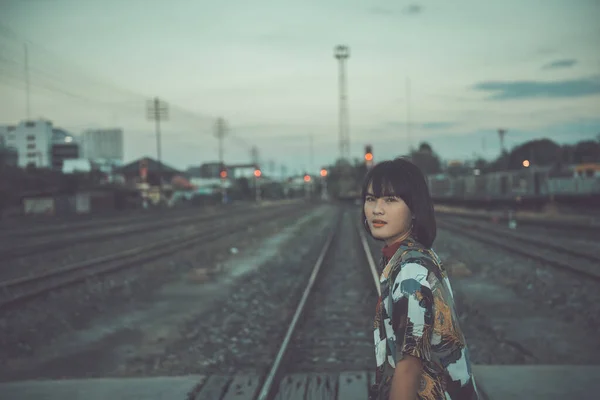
[381,236,419,262]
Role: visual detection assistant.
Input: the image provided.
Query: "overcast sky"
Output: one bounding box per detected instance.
[0,0,599,173]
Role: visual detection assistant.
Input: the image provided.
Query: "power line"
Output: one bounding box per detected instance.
[0,21,269,162]
[0,70,140,108]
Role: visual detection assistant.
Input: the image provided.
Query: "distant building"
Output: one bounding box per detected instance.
[51,128,79,170]
[51,143,79,170]
[0,119,53,168]
[82,128,123,163]
[119,157,180,186]
[0,143,18,167]
[62,159,94,174]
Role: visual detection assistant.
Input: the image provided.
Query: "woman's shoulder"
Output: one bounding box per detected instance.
[397,241,437,265]
[392,243,444,280]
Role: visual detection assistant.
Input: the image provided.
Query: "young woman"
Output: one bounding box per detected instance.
[364,158,479,400]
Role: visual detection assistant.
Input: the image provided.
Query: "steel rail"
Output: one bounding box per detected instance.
[436,218,600,281]
[0,204,289,262]
[255,208,381,400]
[357,219,381,296]
[0,204,310,310]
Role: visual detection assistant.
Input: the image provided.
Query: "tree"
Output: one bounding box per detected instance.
[507,139,561,169]
[409,142,442,175]
[473,158,489,171]
[418,142,433,153]
[573,140,600,163]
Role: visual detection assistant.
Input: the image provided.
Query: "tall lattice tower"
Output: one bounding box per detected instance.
[334,45,350,161]
[498,128,507,154]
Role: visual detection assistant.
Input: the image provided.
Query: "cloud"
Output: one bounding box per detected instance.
[542,59,578,70]
[368,3,423,16]
[471,76,600,100]
[420,122,457,130]
[403,4,423,15]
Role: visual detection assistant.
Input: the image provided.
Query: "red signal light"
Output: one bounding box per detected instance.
[365,153,373,161]
[220,170,227,178]
[304,175,311,182]
[320,169,328,177]
[254,169,262,178]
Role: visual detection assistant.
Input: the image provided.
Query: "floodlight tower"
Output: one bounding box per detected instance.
[334,45,350,161]
[498,128,507,155]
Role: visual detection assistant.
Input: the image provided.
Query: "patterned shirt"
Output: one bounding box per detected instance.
[371,237,479,400]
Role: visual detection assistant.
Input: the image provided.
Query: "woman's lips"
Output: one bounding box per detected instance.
[372,220,387,228]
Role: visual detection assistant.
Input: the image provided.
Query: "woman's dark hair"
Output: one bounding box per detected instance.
[361,157,437,248]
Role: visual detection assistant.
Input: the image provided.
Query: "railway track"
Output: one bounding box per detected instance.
[0,203,269,240]
[0,207,189,238]
[0,202,311,310]
[245,207,380,400]
[0,203,271,262]
[436,215,600,280]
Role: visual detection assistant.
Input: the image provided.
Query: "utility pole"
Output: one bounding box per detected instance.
[334,45,350,161]
[215,117,226,165]
[406,77,412,152]
[251,146,260,202]
[498,128,507,170]
[268,159,275,174]
[24,43,30,120]
[215,117,227,204]
[146,97,168,201]
[309,133,314,174]
[250,146,259,165]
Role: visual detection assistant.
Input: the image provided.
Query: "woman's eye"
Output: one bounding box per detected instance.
[385,197,397,202]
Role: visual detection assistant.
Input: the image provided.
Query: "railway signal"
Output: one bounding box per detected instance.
[320,168,329,200]
[253,168,262,202]
[304,174,311,182]
[139,159,148,181]
[365,145,374,168]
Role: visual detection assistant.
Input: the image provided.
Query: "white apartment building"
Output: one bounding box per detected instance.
[82,128,123,163]
[0,119,54,168]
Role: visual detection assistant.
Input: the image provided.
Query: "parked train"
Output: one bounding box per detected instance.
[427,163,600,208]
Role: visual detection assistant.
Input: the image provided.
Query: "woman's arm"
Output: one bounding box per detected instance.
[389,355,423,400]
[388,261,435,400]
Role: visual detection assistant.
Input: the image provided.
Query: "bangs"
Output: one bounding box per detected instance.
[363,161,413,206]
[361,157,437,248]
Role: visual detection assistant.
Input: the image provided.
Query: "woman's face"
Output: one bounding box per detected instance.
[363,182,412,245]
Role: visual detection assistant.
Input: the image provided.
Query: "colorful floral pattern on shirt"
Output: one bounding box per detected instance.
[372,237,479,400]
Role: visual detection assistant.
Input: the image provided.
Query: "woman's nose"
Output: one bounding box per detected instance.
[372,199,384,213]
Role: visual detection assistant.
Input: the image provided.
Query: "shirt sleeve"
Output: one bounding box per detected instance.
[389,262,435,363]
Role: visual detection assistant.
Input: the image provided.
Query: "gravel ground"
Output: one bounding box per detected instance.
[2,202,597,384]
[286,207,377,373]
[432,225,600,365]
[0,202,322,381]
[0,206,202,236]
[128,204,338,377]
[0,203,291,282]
[2,225,208,282]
